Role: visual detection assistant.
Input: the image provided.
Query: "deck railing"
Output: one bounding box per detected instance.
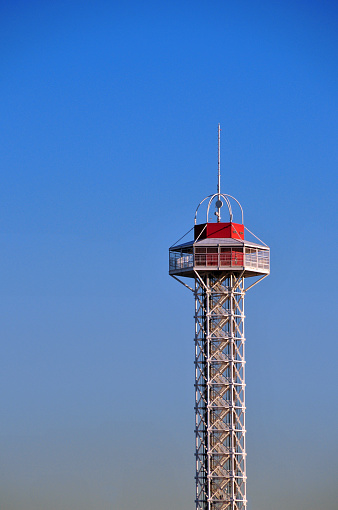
[170,247,269,272]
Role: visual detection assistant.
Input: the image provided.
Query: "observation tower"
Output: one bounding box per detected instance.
[169,126,270,510]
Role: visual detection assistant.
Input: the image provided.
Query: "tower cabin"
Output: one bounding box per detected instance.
[169,198,270,280]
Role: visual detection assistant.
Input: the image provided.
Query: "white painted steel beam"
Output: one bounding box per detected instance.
[195,272,246,510]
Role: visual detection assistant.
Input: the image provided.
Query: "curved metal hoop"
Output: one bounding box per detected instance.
[206,194,233,222]
[194,195,213,224]
[221,194,244,223]
[195,193,244,224]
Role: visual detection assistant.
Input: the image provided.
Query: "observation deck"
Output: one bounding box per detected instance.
[169,192,270,280]
[169,233,270,278]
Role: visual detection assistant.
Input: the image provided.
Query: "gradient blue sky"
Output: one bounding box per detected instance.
[1,1,337,509]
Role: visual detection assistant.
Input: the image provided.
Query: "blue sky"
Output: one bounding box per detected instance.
[0,1,337,509]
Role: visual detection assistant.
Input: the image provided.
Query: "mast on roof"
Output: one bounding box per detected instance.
[215,123,223,222]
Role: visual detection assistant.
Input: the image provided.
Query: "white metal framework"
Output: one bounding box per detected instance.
[195,271,246,510]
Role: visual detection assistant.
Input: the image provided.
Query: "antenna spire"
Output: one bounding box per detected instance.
[215,123,223,222]
[218,123,221,197]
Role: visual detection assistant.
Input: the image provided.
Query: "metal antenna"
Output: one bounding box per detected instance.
[218,123,221,197]
[215,123,222,222]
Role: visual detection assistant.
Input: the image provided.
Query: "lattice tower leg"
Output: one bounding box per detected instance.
[195,272,246,510]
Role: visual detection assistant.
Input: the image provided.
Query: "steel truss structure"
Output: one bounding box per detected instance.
[195,271,246,510]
